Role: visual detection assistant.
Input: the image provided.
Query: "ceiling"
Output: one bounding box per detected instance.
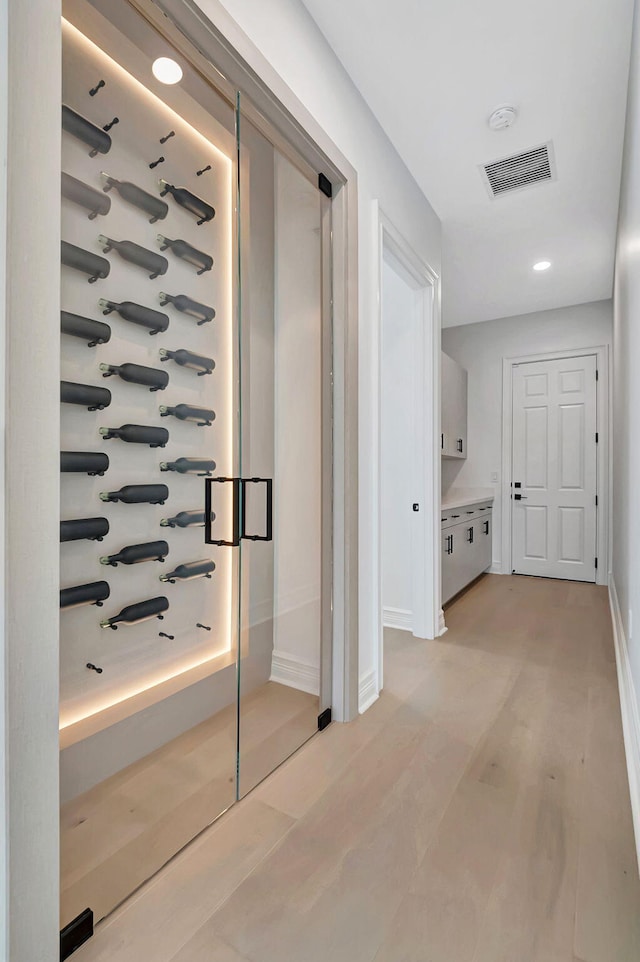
[300,0,634,326]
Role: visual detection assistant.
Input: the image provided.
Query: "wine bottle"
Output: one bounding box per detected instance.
[156,235,213,275]
[99,299,169,335]
[159,348,214,376]
[100,595,169,629]
[98,235,168,280]
[60,380,112,411]
[100,362,169,392]
[62,104,112,156]
[159,403,215,426]
[61,451,109,476]
[61,172,111,220]
[61,311,111,347]
[158,179,215,225]
[158,292,215,325]
[61,241,110,283]
[101,173,168,223]
[100,540,169,567]
[60,517,110,543]
[100,483,168,504]
[160,458,215,476]
[99,424,169,448]
[160,509,214,528]
[60,581,110,610]
[160,559,215,583]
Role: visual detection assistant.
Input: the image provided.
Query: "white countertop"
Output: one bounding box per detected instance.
[441,488,495,511]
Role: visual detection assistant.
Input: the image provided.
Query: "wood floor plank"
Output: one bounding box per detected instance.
[71,575,640,962]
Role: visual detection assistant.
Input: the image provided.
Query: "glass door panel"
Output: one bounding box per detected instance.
[235,105,331,797]
[59,0,240,928]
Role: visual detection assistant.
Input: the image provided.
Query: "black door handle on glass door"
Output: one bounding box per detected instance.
[241,478,273,542]
[204,478,241,546]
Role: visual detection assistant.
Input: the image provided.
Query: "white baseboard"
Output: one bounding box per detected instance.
[382,606,413,631]
[489,562,504,574]
[438,608,447,636]
[270,650,319,696]
[608,575,640,875]
[358,668,378,714]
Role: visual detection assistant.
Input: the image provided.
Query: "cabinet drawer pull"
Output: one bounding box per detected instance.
[457,438,463,453]
[466,527,474,544]
[483,520,490,535]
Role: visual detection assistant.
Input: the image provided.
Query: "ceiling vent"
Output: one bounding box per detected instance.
[480,141,556,198]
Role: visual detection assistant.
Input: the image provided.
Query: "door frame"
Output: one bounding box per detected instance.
[371,202,441,703]
[500,345,610,586]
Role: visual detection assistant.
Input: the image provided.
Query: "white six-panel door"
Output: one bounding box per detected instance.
[511,355,597,582]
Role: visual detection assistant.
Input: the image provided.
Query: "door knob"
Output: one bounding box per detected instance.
[513,493,528,500]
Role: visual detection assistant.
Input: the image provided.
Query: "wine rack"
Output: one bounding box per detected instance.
[60,16,233,740]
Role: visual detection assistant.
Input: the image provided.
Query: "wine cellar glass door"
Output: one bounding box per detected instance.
[59,0,242,934]
[233,101,332,798]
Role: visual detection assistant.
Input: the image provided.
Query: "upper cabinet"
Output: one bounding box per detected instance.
[441,351,467,459]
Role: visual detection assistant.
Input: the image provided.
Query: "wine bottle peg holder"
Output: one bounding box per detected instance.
[60,517,110,543]
[196,623,211,631]
[149,156,165,169]
[61,451,109,476]
[159,130,175,144]
[156,234,213,275]
[61,172,111,220]
[99,299,169,335]
[157,180,215,225]
[159,403,215,426]
[102,117,119,132]
[99,424,169,448]
[100,484,169,505]
[100,596,169,629]
[160,509,215,528]
[60,581,110,610]
[61,311,111,347]
[99,362,169,392]
[89,79,105,96]
[100,539,169,567]
[158,632,174,640]
[101,173,168,223]
[159,348,215,376]
[160,458,216,476]
[61,380,112,411]
[158,292,215,325]
[86,663,103,673]
[196,165,212,177]
[160,559,215,583]
[98,235,168,279]
[62,104,112,156]
[61,241,110,284]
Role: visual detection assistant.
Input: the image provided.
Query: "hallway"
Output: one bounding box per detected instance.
[73,574,640,962]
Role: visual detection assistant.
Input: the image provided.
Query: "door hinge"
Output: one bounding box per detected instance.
[61,908,93,960]
[318,173,333,198]
[595,557,598,569]
[318,707,332,731]
[595,432,599,443]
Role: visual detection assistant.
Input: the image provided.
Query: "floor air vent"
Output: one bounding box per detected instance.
[480,142,556,198]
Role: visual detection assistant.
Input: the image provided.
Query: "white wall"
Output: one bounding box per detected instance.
[381,255,416,620]
[613,0,640,786]
[442,300,612,569]
[195,0,442,709]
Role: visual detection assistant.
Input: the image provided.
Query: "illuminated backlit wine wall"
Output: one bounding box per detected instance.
[59,19,234,741]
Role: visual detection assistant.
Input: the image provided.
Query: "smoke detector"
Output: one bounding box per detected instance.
[488,105,518,131]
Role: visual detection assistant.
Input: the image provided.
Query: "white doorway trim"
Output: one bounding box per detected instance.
[500,345,610,586]
[370,201,441,705]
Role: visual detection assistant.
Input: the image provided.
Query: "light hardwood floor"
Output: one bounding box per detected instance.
[72,574,640,962]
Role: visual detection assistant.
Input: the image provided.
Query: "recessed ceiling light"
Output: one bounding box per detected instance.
[152,57,183,85]
[533,260,551,272]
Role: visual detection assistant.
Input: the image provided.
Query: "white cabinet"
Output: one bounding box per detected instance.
[441,351,467,459]
[441,502,492,604]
